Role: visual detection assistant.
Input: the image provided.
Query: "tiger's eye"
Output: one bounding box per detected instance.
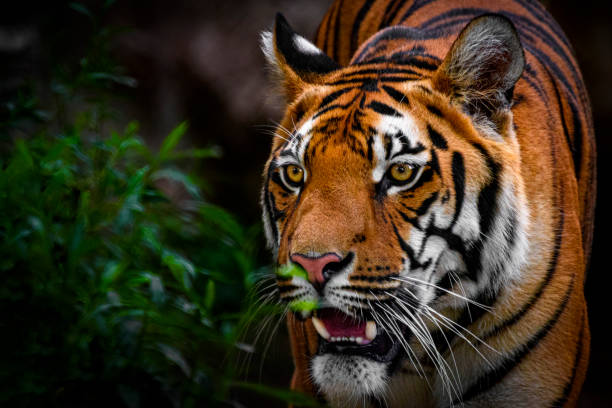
[389,163,414,183]
[285,164,304,185]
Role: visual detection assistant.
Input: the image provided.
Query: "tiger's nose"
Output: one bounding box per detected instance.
[290,253,343,289]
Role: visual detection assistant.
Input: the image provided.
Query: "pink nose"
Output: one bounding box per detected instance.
[290,253,342,286]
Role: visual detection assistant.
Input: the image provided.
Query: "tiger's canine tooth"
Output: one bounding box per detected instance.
[365,321,377,340]
[312,316,330,340]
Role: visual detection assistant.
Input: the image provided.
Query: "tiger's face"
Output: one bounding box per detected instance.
[261,14,528,405]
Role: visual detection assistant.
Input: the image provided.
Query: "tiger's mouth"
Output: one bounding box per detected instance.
[313,308,403,363]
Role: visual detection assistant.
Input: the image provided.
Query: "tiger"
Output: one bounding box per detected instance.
[260,0,595,406]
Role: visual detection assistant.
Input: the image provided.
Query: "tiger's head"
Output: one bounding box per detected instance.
[261,13,529,405]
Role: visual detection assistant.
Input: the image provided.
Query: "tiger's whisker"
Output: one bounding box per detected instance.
[392,276,495,313]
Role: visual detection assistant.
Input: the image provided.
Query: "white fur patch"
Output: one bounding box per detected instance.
[260,31,275,66]
[294,34,323,55]
[312,354,388,407]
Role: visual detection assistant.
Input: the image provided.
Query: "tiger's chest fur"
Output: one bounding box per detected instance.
[261,0,595,407]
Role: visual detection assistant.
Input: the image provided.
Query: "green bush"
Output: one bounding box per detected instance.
[0,3,318,407]
[0,109,259,405]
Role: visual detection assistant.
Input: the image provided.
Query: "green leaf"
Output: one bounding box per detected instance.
[162,250,195,290]
[15,139,34,169]
[159,121,188,160]
[152,168,202,199]
[204,280,215,311]
[169,146,223,160]
[276,263,308,281]
[147,274,166,305]
[157,343,191,377]
[288,300,318,313]
[102,261,125,289]
[87,72,138,88]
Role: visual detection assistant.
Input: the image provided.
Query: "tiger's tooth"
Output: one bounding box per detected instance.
[366,321,377,340]
[312,317,330,340]
[356,337,363,343]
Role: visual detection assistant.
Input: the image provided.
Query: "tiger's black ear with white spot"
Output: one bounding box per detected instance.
[261,13,339,102]
[433,14,525,124]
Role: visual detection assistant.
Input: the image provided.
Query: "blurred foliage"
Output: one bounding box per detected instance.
[0,2,314,407]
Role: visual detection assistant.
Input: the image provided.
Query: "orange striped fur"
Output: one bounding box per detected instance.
[261,1,595,406]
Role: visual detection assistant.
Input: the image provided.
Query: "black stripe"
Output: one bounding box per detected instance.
[569,102,583,179]
[339,67,422,78]
[399,0,431,24]
[450,152,465,227]
[430,148,441,175]
[482,187,565,341]
[351,0,376,54]
[417,85,432,94]
[281,293,307,302]
[392,139,426,157]
[424,223,467,255]
[324,0,339,56]
[388,53,440,70]
[278,284,299,294]
[426,105,443,117]
[263,166,279,244]
[427,124,447,149]
[366,132,375,162]
[456,275,575,405]
[333,0,344,62]
[523,62,547,101]
[472,143,500,236]
[391,221,431,270]
[319,87,355,109]
[382,85,410,106]
[313,92,361,119]
[327,75,422,86]
[270,171,293,194]
[279,149,297,158]
[350,274,398,283]
[551,313,586,407]
[414,191,439,216]
[368,100,402,117]
[378,0,404,29]
[353,26,430,63]
[511,0,572,51]
[337,286,395,296]
[396,208,419,229]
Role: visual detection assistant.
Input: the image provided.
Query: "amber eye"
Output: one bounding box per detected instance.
[284,164,304,186]
[389,163,414,183]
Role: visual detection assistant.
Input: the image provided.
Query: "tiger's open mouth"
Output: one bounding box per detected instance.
[313,308,403,363]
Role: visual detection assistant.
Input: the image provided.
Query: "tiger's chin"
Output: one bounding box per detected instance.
[312,354,389,406]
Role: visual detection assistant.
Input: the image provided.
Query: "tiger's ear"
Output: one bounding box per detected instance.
[261,13,339,102]
[433,14,525,122]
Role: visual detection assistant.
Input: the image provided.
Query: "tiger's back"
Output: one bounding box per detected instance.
[261,0,595,406]
[315,0,595,259]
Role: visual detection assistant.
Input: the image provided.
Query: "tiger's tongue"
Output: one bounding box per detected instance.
[318,308,366,337]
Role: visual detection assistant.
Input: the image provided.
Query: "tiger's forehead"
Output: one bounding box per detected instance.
[277,81,433,169]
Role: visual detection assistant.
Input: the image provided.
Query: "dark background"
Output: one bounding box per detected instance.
[2,0,610,406]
